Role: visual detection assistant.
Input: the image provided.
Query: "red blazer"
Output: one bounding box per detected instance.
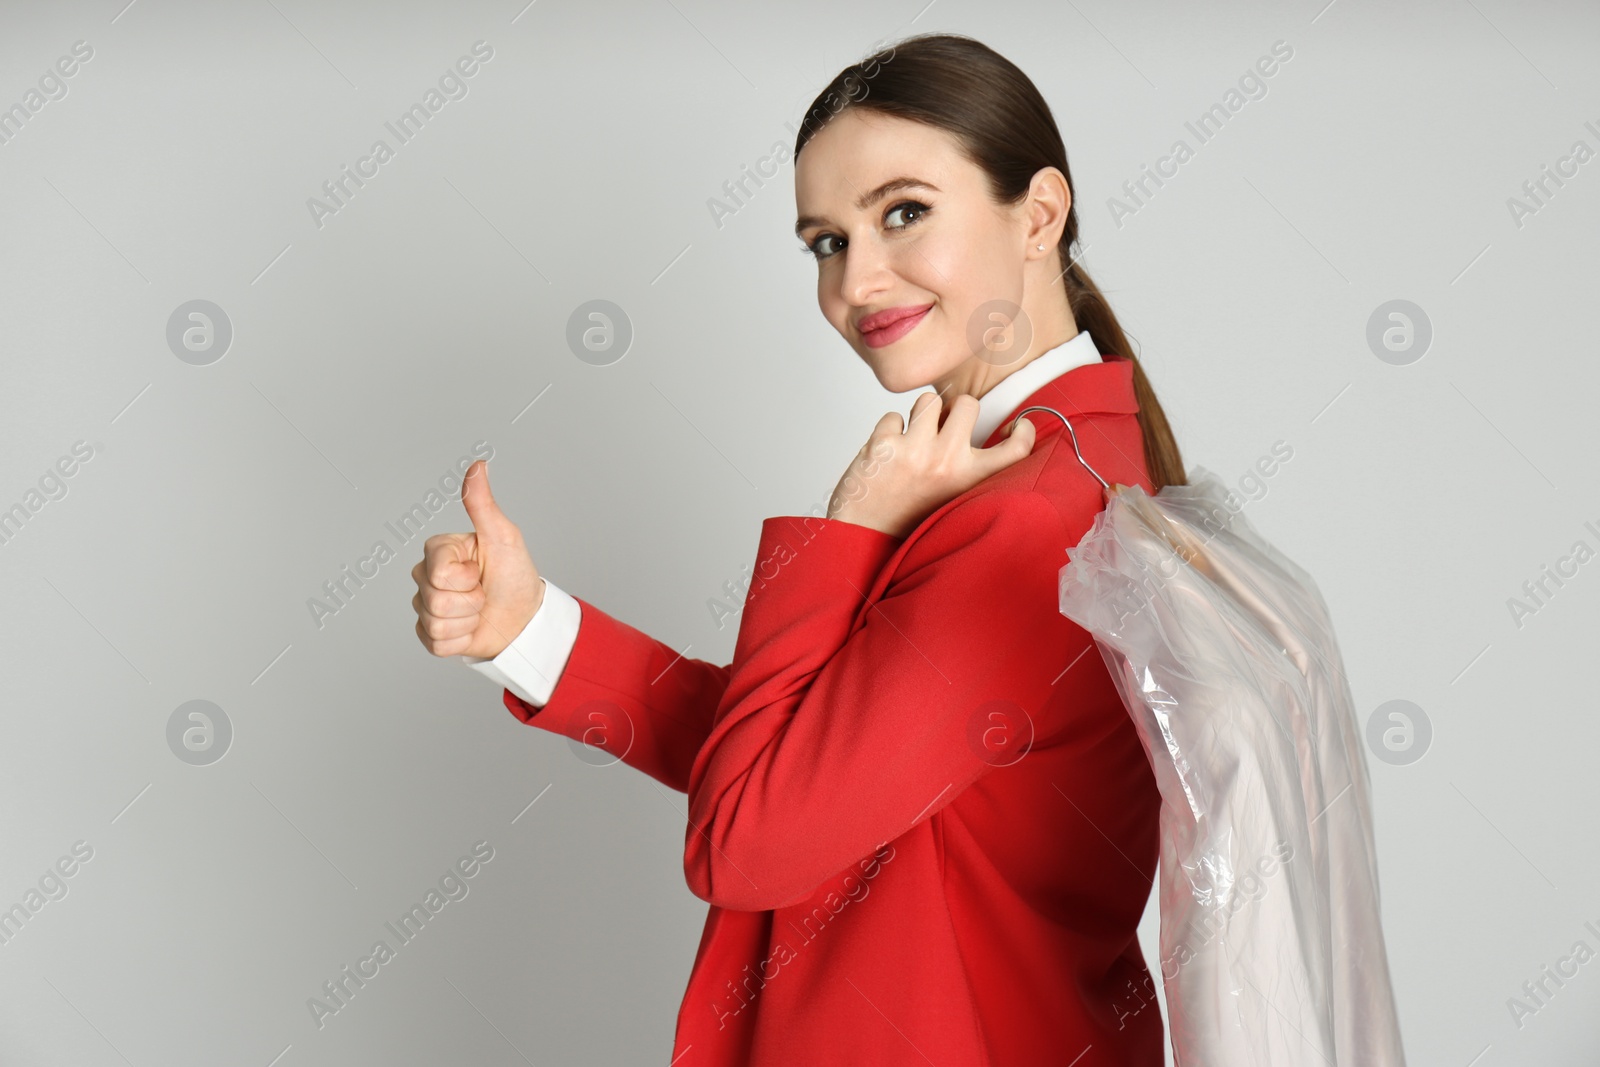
[502,354,1164,1066]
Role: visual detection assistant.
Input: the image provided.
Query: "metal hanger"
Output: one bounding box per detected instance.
[1014,406,1213,574]
[1009,405,1109,491]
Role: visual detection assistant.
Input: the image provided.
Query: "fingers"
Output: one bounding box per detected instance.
[975,414,1036,474]
[938,393,980,440]
[416,603,477,640]
[413,561,483,657]
[902,390,980,444]
[870,409,906,448]
[412,578,482,660]
[416,616,472,658]
[1004,412,1037,451]
[413,584,483,621]
[871,390,1026,469]
[412,533,485,657]
[906,389,941,429]
[422,533,479,593]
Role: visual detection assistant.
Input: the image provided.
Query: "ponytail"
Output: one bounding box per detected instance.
[1064,259,1187,491]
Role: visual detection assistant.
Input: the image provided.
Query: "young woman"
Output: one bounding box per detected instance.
[413,32,1186,1067]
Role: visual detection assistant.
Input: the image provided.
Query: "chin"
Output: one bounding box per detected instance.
[861,344,959,396]
[863,361,925,396]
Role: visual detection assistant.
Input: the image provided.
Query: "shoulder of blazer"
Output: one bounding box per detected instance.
[841,475,1067,630]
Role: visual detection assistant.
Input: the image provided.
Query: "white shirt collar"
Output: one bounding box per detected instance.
[969,330,1102,447]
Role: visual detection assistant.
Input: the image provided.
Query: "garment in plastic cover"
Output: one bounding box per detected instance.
[1057,465,1406,1067]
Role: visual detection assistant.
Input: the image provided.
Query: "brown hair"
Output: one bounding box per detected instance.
[793,33,1186,491]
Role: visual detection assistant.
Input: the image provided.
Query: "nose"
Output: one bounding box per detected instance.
[837,234,895,312]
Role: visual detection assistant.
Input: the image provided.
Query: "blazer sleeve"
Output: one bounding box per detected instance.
[684,489,1074,910]
[501,592,733,795]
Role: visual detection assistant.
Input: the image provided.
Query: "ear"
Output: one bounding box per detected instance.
[1025,166,1072,254]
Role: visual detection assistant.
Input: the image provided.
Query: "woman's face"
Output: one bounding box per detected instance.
[794,108,1063,399]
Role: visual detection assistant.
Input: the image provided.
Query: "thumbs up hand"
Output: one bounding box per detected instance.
[412,460,544,660]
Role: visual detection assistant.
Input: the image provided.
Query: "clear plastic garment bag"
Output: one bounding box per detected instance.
[1017,405,1407,1067]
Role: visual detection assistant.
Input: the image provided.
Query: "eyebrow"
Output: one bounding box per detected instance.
[794,176,941,237]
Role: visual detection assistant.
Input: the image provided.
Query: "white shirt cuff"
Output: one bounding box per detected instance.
[463,577,581,708]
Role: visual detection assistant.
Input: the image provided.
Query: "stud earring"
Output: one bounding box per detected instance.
[1036,244,1045,250]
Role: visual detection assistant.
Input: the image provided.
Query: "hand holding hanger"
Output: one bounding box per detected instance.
[825,390,1037,540]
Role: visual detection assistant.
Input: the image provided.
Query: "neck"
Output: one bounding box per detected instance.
[932,320,1080,406]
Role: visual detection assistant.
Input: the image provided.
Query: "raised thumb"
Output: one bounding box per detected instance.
[461,460,516,542]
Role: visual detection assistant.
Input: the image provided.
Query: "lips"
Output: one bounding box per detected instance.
[857,303,934,334]
[857,303,934,349]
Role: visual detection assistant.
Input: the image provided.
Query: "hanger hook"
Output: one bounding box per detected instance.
[1009,405,1109,490]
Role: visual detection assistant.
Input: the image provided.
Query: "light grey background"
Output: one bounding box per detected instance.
[2,0,1597,1064]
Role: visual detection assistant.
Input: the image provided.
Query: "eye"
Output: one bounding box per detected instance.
[801,233,845,260]
[800,199,933,262]
[885,200,930,230]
